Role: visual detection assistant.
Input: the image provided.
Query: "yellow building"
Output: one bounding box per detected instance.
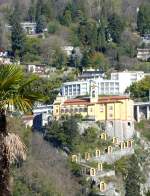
[53,95,134,122]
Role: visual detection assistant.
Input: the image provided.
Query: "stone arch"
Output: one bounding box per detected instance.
[97,163,103,171]
[127,140,133,148]
[123,142,127,148]
[95,149,101,157]
[120,142,124,149]
[85,152,91,160]
[100,132,107,140]
[107,146,113,154]
[90,168,96,176]
[71,155,78,163]
[112,137,119,144]
[99,181,107,192]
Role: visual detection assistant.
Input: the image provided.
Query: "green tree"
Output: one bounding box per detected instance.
[90,52,109,71]
[44,116,79,151]
[51,47,68,69]
[0,65,44,195]
[97,18,107,52]
[28,0,36,22]
[78,19,97,50]
[36,15,46,33]
[61,10,72,26]
[137,3,150,35]
[48,21,59,34]
[125,155,142,196]
[10,4,25,59]
[126,76,150,101]
[107,13,124,43]
[23,37,42,63]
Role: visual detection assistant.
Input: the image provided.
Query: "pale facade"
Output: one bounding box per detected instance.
[137,48,150,61]
[61,71,145,98]
[53,95,134,122]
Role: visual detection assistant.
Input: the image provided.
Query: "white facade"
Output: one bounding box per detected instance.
[61,71,145,98]
[33,104,53,115]
[62,46,74,56]
[21,22,36,34]
[137,48,150,61]
[78,68,105,80]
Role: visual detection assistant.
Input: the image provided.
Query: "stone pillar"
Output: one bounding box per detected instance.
[147,106,150,120]
[136,105,140,122]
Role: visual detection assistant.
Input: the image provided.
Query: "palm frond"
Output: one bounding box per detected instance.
[5,133,27,164]
[0,65,45,112]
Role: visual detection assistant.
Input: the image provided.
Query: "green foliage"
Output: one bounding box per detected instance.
[10,4,26,59]
[29,77,62,104]
[69,161,81,177]
[131,62,150,73]
[48,21,59,34]
[44,116,80,151]
[107,13,124,43]
[137,3,150,35]
[115,157,129,176]
[90,52,109,71]
[23,37,41,63]
[78,19,97,50]
[28,0,36,22]
[97,18,107,52]
[51,48,68,69]
[36,15,47,33]
[127,76,150,101]
[0,65,44,111]
[135,120,150,141]
[125,155,142,196]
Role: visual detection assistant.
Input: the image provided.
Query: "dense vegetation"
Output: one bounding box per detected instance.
[0,0,149,70]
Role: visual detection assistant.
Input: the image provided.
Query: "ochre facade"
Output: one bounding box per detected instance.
[53,95,134,122]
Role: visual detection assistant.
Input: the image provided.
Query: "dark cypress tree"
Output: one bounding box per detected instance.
[28,0,36,22]
[125,155,142,196]
[137,3,150,35]
[10,4,25,59]
[107,13,124,43]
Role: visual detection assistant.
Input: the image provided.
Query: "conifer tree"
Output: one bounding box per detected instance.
[10,3,25,59]
[125,155,142,196]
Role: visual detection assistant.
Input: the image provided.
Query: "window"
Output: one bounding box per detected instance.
[109,114,113,118]
[100,105,104,112]
[109,106,113,110]
[90,108,93,112]
[128,122,131,127]
[56,109,58,113]
[61,109,64,113]
[84,108,87,112]
[74,108,78,113]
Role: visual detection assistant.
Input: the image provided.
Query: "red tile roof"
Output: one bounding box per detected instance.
[64,96,129,105]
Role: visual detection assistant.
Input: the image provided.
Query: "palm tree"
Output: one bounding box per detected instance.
[0,65,44,195]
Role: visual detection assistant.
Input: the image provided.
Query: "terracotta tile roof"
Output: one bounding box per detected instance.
[64,96,129,105]
[64,98,90,105]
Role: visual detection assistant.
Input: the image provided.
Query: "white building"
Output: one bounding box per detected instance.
[62,46,74,56]
[21,22,36,34]
[5,22,36,35]
[33,104,53,115]
[137,48,150,61]
[61,71,145,98]
[141,34,150,45]
[78,68,105,80]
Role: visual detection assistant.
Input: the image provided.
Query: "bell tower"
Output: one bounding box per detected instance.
[90,80,98,103]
